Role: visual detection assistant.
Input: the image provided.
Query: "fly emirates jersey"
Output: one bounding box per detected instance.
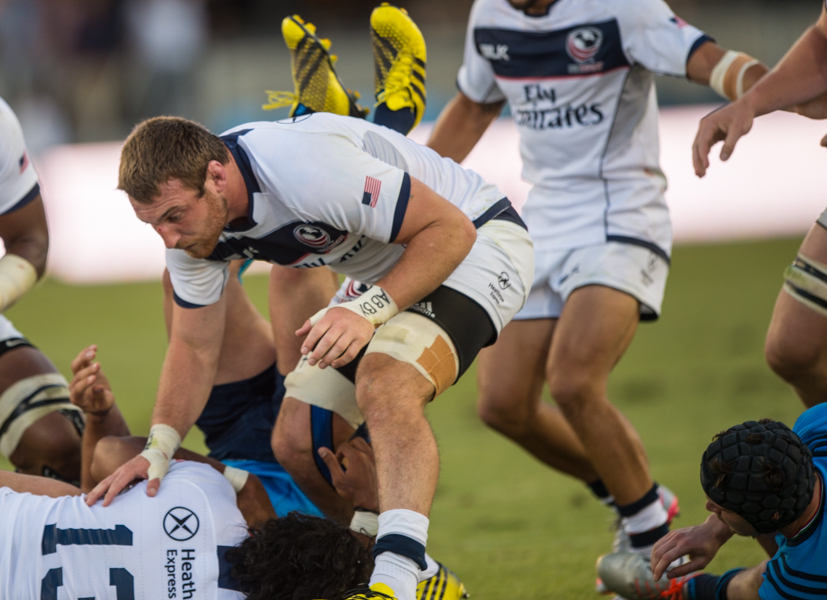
[168,113,507,308]
[0,462,247,599]
[0,96,40,215]
[457,0,712,256]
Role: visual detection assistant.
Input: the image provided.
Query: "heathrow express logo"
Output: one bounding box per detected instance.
[164,507,200,541]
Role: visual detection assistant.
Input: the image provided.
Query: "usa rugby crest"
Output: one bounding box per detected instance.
[566,27,603,63]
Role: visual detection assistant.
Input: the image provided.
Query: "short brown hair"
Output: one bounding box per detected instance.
[118,116,229,204]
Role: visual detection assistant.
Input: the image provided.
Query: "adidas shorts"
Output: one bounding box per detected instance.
[517,241,669,322]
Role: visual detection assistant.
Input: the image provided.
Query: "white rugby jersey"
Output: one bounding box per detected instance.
[0,462,247,599]
[168,113,508,308]
[0,96,40,215]
[458,0,711,256]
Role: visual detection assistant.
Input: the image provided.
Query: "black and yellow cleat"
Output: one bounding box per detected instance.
[263,15,369,118]
[417,563,469,600]
[370,3,427,131]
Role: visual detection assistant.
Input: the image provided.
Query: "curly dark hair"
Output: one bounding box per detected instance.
[226,512,374,600]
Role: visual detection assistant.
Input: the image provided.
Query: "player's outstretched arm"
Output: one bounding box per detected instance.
[0,194,48,311]
[298,177,476,370]
[427,92,505,164]
[651,514,734,580]
[693,7,827,177]
[86,297,227,506]
[69,344,130,493]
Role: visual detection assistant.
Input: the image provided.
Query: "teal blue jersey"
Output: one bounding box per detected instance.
[760,404,827,599]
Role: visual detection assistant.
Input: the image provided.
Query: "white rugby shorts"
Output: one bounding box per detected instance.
[517,241,669,321]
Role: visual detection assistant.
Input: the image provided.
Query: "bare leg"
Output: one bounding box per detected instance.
[272,396,356,523]
[765,225,827,407]
[547,285,650,505]
[269,266,338,374]
[356,354,438,514]
[477,319,599,482]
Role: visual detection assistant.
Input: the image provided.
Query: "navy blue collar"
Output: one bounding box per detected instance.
[220,130,260,232]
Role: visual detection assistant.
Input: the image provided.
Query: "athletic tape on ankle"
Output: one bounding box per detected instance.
[140,424,181,482]
[350,509,380,537]
[0,254,37,312]
[310,285,398,327]
[223,465,249,493]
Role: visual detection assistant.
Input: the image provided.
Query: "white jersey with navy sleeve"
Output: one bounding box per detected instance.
[0,461,248,599]
[457,0,711,256]
[0,97,40,215]
[168,113,509,308]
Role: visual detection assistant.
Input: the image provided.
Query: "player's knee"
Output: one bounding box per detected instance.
[547,365,601,414]
[476,392,531,438]
[271,414,313,474]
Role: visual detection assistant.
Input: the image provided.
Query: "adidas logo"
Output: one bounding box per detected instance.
[410,301,435,319]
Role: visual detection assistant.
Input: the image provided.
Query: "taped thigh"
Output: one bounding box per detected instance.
[365,311,460,397]
[284,357,362,428]
[783,254,827,319]
[0,373,81,458]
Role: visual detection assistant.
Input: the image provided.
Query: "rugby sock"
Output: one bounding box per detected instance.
[373,104,416,136]
[372,509,429,600]
[419,553,440,582]
[617,484,669,551]
[685,573,721,600]
[587,478,616,507]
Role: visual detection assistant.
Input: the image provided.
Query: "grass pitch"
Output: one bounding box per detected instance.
[4,236,805,598]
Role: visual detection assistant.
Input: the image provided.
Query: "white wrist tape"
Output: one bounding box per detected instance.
[709,50,759,100]
[310,285,399,328]
[350,509,379,537]
[140,424,181,482]
[223,465,250,493]
[0,254,37,312]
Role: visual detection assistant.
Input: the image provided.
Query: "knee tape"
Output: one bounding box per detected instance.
[783,254,827,319]
[0,373,80,458]
[366,312,459,397]
[285,358,361,428]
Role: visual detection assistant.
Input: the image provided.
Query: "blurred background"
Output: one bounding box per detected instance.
[0,0,819,151]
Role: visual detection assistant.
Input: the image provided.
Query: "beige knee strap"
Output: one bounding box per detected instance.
[0,373,80,458]
[783,254,827,319]
[284,357,361,428]
[366,311,459,397]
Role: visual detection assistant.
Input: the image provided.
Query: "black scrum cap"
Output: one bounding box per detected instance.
[700,420,814,534]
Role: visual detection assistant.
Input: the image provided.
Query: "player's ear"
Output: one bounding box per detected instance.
[205,160,227,191]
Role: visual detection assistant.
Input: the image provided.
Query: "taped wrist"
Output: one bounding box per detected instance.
[709,50,760,100]
[140,424,181,481]
[223,465,249,493]
[0,254,37,312]
[350,508,379,537]
[311,285,399,327]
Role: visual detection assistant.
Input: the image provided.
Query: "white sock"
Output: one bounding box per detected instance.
[623,498,668,535]
[370,509,430,600]
[419,553,439,582]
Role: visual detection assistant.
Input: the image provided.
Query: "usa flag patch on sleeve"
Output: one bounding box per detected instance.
[362,176,381,208]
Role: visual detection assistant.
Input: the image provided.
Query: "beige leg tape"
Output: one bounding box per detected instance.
[285,312,460,427]
[0,373,80,458]
[783,253,827,319]
[365,311,459,397]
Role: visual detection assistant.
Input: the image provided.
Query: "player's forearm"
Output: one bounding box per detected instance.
[151,340,219,438]
[377,214,476,310]
[742,23,827,118]
[427,93,503,163]
[81,406,130,492]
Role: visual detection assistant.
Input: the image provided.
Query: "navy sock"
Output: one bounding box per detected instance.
[686,574,720,600]
[373,103,416,135]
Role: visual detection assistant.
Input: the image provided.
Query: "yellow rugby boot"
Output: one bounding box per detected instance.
[370,4,427,131]
[417,563,469,600]
[333,583,399,600]
[263,15,368,118]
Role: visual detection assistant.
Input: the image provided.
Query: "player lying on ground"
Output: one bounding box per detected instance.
[1,354,374,600]
[693,2,827,410]
[595,406,827,600]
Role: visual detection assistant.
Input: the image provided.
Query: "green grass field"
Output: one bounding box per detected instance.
[3,236,807,598]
